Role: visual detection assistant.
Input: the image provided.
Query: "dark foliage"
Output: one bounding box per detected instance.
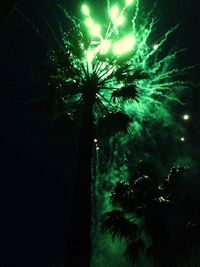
[98,111,131,135]
[102,161,200,266]
[101,210,139,241]
[110,181,135,211]
[112,85,139,102]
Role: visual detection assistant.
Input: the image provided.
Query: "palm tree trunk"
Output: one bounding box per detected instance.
[66,103,94,267]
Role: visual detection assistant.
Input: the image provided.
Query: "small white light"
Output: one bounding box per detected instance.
[153,44,159,50]
[182,114,190,121]
[82,5,90,16]
[180,137,185,142]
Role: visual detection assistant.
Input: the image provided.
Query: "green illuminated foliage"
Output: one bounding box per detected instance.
[43,0,191,140]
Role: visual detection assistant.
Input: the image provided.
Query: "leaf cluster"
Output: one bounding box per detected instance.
[101,161,199,266]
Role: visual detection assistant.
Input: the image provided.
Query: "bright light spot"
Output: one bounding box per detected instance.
[82,4,90,16]
[116,16,125,26]
[96,146,100,151]
[110,6,119,20]
[182,114,190,121]
[153,44,159,50]
[85,18,93,27]
[113,35,136,55]
[126,0,134,6]
[99,40,111,54]
[94,138,98,143]
[86,50,95,63]
[180,137,185,142]
[90,24,101,37]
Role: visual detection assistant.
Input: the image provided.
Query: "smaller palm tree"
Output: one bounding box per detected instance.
[102,160,200,266]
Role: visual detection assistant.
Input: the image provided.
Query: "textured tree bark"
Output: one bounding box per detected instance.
[66,103,94,267]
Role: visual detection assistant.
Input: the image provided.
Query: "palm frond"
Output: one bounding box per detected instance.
[101,210,139,241]
[111,182,136,211]
[114,67,149,83]
[128,69,149,82]
[133,175,156,197]
[125,239,145,264]
[98,111,131,135]
[132,160,155,180]
[114,64,130,81]
[111,85,139,102]
[161,166,189,196]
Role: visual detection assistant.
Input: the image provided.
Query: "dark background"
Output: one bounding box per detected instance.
[0,0,200,266]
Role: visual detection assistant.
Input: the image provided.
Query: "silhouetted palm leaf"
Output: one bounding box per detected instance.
[132,160,155,181]
[161,166,189,197]
[111,181,136,211]
[111,85,139,102]
[114,66,149,82]
[98,111,131,135]
[101,210,139,241]
[133,175,156,202]
[127,69,149,81]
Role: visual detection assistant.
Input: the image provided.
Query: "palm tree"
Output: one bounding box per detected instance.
[38,8,148,267]
[102,160,200,266]
[36,1,191,265]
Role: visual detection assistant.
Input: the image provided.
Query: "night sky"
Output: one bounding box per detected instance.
[0,0,200,266]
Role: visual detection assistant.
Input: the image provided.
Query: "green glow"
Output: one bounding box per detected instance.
[82,4,90,16]
[113,35,136,55]
[125,0,134,6]
[86,49,95,64]
[48,2,194,266]
[99,40,111,54]
[116,16,125,26]
[85,17,93,27]
[110,6,119,20]
[90,24,101,37]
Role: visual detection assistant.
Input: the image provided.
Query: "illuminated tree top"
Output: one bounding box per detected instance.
[45,0,192,137]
